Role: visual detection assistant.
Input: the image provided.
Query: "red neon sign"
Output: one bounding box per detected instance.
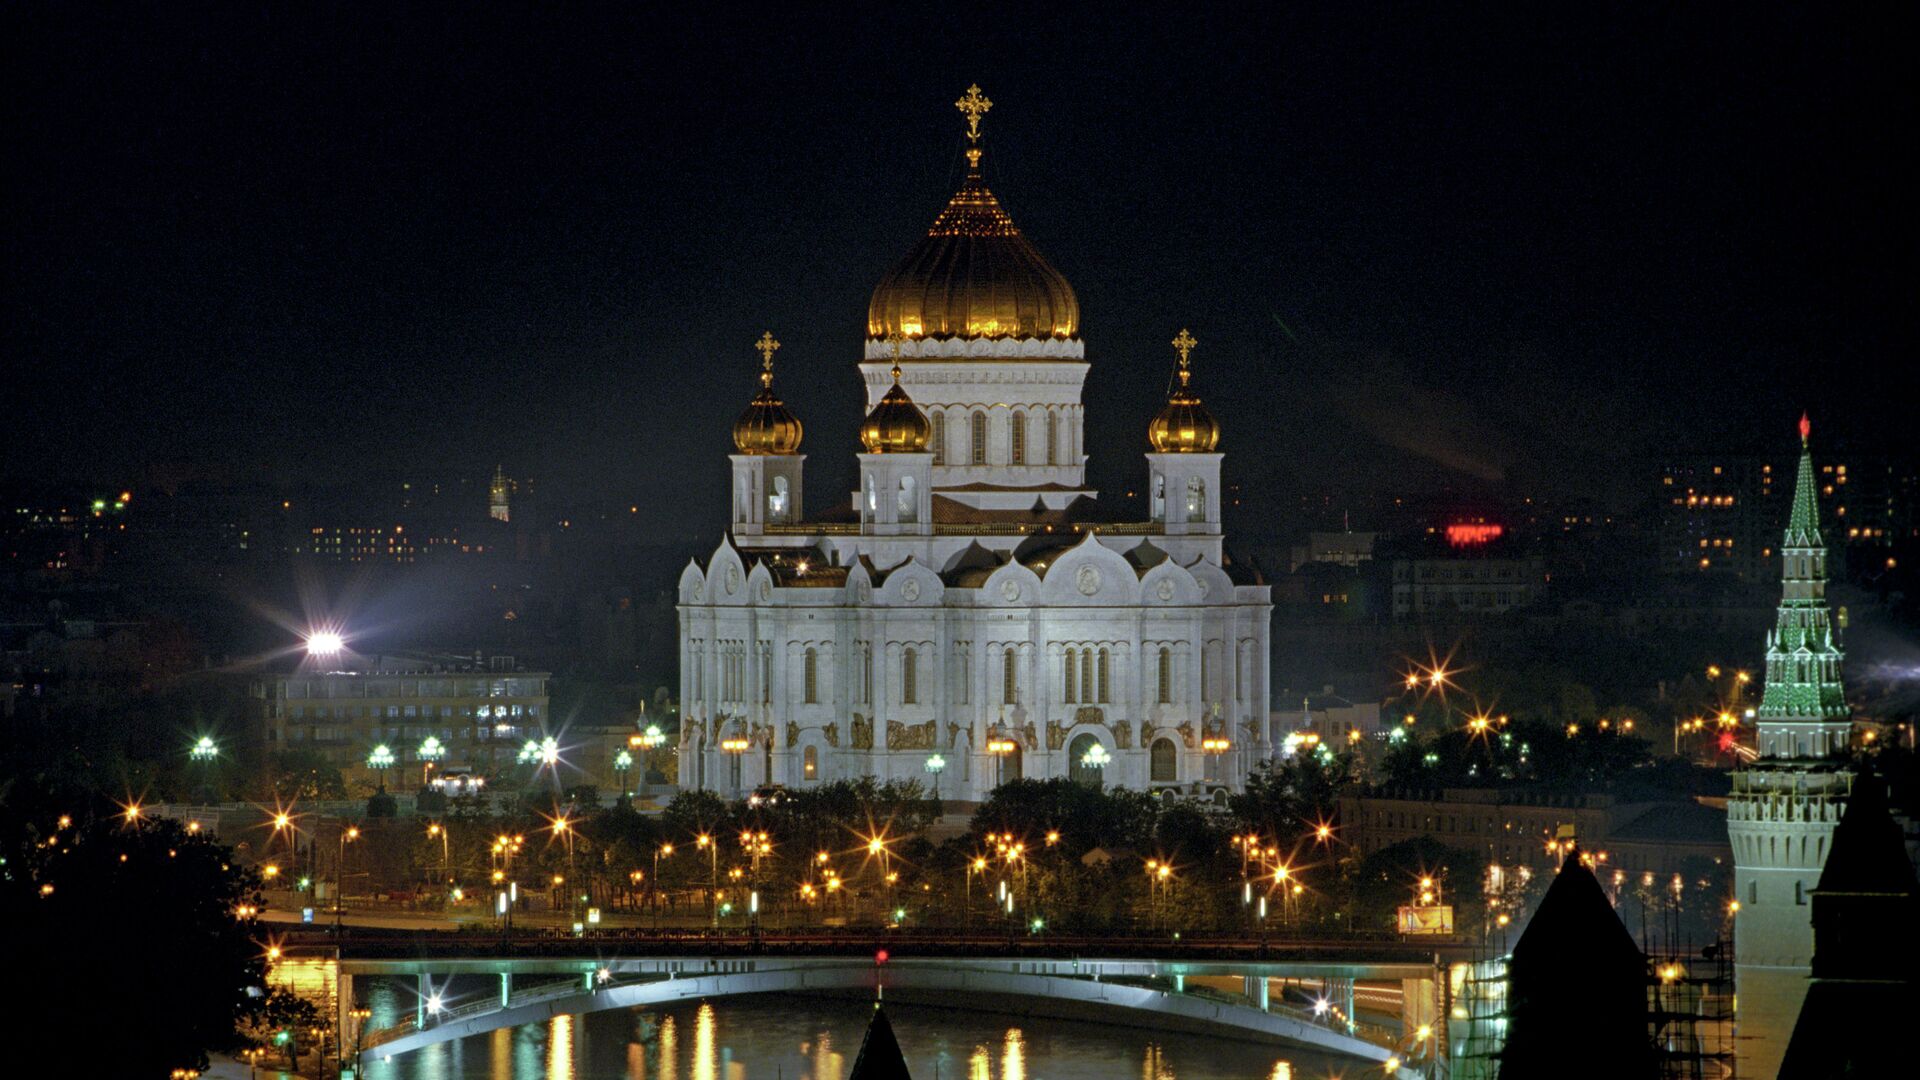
[1445,523,1504,547]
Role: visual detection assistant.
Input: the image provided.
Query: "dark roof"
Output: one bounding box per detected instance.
[1610,801,1729,846]
[1816,769,1920,896]
[848,1004,912,1080]
[1512,849,1642,966]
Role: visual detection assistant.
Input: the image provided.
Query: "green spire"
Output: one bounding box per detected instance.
[1756,413,1849,731]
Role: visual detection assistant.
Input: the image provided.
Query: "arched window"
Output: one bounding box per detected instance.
[897,475,916,523]
[1069,733,1104,787]
[902,647,918,705]
[803,648,818,704]
[864,475,878,519]
[930,412,945,465]
[803,744,818,780]
[1201,643,1213,703]
[1152,474,1166,521]
[862,644,873,705]
[1011,410,1026,464]
[768,475,789,519]
[1150,738,1177,783]
[1097,649,1110,703]
[1186,476,1206,522]
[1157,647,1172,704]
[1003,647,1018,705]
[971,411,987,465]
[1063,648,1077,703]
[1081,649,1094,703]
[1045,411,1057,465]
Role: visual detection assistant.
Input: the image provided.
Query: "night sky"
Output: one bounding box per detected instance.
[8,5,1912,533]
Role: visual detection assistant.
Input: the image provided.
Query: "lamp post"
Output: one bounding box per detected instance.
[696,834,718,927]
[721,736,749,793]
[613,749,634,798]
[924,753,946,803]
[367,744,395,790]
[653,843,674,929]
[1201,736,1231,784]
[334,824,359,930]
[1079,742,1111,788]
[417,736,444,791]
[987,735,1017,786]
[189,735,220,802]
[426,822,449,886]
[551,815,576,915]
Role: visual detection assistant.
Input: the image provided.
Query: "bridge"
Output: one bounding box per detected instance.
[298,930,1468,1075]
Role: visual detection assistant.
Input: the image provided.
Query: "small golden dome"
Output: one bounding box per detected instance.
[732,331,803,455]
[1148,328,1220,453]
[860,363,931,453]
[867,88,1078,343]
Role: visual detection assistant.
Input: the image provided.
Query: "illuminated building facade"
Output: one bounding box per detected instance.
[489,464,512,523]
[257,657,550,788]
[1385,527,1544,620]
[1725,415,1855,1078]
[677,88,1272,800]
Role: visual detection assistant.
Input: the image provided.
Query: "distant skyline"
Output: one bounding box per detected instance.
[8,6,1912,535]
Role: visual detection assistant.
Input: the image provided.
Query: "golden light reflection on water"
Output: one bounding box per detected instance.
[1002,1028,1025,1080]
[547,1013,574,1080]
[656,1014,678,1080]
[693,1003,716,1080]
[1268,1063,1293,1080]
[491,1027,512,1080]
[970,1045,991,1080]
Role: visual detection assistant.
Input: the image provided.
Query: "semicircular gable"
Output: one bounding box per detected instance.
[1139,559,1201,605]
[707,540,748,604]
[878,558,945,605]
[677,559,707,603]
[1184,557,1235,604]
[981,558,1044,605]
[1039,533,1141,605]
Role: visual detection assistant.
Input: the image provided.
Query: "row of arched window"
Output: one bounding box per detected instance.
[929,408,1070,467]
[796,642,1194,709]
[1063,647,1111,704]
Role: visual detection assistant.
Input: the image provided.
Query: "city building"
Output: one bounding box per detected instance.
[1725,415,1856,1079]
[489,465,512,523]
[1385,525,1545,621]
[676,89,1272,800]
[1656,456,1778,579]
[255,654,550,789]
[1268,689,1384,744]
[1338,786,1722,874]
[1288,530,1378,573]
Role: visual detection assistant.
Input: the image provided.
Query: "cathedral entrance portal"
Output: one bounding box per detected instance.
[996,744,1022,786]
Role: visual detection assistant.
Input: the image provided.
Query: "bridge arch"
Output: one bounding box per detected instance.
[364,959,1401,1068]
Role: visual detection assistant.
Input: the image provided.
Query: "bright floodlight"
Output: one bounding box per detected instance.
[307,631,345,656]
[191,736,220,761]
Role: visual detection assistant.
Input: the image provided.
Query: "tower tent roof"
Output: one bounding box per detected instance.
[1815,770,1920,896]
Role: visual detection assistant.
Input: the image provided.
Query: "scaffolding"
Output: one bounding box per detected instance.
[1648,938,1737,1080]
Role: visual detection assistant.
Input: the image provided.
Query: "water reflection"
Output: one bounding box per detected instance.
[363,991,1344,1080]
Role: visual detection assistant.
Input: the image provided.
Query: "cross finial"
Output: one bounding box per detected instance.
[755,331,780,386]
[886,329,905,382]
[956,84,992,143]
[1171,328,1198,383]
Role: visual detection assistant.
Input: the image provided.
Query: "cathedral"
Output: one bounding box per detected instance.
[676,87,1273,801]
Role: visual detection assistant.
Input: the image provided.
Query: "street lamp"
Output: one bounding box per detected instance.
[924,753,946,802]
[1079,742,1110,788]
[426,822,449,885]
[613,749,634,797]
[367,744,395,789]
[653,843,674,929]
[417,736,445,790]
[696,834,718,926]
[190,735,219,762]
[334,825,359,929]
[1201,736,1231,783]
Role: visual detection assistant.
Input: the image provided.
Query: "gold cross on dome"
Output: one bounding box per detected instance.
[755,331,780,382]
[1172,328,1197,368]
[955,84,992,142]
[885,329,906,380]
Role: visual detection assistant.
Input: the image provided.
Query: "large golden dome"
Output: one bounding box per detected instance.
[860,365,932,453]
[732,332,803,455]
[1147,329,1221,453]
[866,97,1078,343]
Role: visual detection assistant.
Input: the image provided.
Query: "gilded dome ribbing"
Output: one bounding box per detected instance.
[1147,329,1220,453]
[866,87,1078,343]
[860,364,932,453]
[732,331,803,455]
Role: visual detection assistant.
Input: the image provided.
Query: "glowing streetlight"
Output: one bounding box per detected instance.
[190,736,219,762]
[306,630,345,657]
[924,753,946,801]
[613,749,634,795]
[367,744,395,788]
[417,736,444,789]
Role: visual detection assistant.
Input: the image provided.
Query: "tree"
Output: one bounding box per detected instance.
[267,748,347,800]
[2,809,268,1075]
